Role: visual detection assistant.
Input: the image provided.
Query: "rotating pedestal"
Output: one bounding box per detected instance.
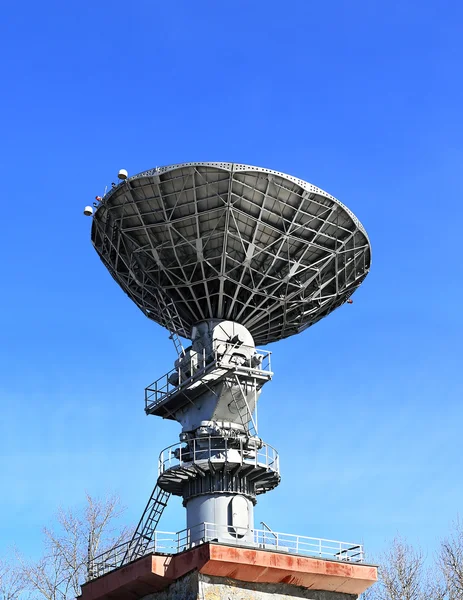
[152,320,279,540]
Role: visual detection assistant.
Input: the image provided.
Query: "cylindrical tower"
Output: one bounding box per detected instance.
[153,319,279,543]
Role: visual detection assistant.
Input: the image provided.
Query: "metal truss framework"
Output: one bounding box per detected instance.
[91,163,371,345]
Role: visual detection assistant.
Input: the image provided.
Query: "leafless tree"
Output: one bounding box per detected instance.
[424,576,449,600]
[18,548,69,600]
[378,536,425,600]
[19,493,130,600]
[440,516,463,599]
[360,536,449,600]
[0,560,25,600]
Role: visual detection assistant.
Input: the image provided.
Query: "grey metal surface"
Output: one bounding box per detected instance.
[157,436,280,497]
[185,496,255,545]
[144,335,272,425]
[91,162,371,345]
[147,322,278,541]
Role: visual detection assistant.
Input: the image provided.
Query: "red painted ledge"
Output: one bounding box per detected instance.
[80,544,377,600]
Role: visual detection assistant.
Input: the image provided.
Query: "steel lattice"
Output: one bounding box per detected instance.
[91,162,371,345]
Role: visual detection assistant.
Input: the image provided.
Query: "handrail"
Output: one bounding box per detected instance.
[89,522,365,580]
[145,342,272,413]
[260,521,277,540]
[158,436,279,476]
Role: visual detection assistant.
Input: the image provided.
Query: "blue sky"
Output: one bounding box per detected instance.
[1,0,462,563]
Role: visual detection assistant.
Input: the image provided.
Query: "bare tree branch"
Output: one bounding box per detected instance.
[440,516,463,599]
[0,560,26,600]
[376,536,424,600]
[361,536,451,600]
[18,493,128,600]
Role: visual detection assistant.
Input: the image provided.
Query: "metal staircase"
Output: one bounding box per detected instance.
[228,374,258,437]
[155,292,185,357]
[120,484,170,566]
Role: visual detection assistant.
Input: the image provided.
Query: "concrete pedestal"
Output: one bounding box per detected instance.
[141,571,362,600]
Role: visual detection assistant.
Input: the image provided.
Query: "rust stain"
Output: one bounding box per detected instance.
[325,561,353,576]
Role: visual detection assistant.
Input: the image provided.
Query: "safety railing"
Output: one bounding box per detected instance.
[88,530,178,580]
[253,527,364,561]
[145,342,272,413]
[158,436,279,476]
[89,522,365,580]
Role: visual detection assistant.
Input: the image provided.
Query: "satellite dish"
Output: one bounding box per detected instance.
[87,162,371,569]
[91,162,370,345]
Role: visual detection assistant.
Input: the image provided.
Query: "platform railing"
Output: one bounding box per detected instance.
[89,522,365,580]
[158,436,280,476]
[145,342,272,413]
[88,530,178,580]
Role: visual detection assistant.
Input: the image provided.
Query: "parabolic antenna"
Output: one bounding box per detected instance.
[87,162,371,574]
[91,162,370,345]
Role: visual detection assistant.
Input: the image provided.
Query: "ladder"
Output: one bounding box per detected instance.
[228,374,258,437]
[120,484,170,566]
[154,291,185,357]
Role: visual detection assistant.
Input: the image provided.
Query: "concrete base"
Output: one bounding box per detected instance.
[142,571,361,600]
[80,543,377,600]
